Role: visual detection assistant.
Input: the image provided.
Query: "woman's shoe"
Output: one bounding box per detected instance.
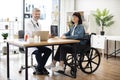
[52,66,64,72]
[46,63,56,69]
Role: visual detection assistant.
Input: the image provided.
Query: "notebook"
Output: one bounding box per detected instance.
[32,31,49,41]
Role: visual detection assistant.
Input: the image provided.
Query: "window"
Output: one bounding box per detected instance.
[24,0,60,34]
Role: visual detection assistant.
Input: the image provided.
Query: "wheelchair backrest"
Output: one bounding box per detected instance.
[84,33,90,45]
[82,33,96,45]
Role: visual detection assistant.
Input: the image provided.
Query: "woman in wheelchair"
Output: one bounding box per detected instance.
[46,12,86,72]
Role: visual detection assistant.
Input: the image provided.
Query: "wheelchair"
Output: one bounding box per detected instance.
[61,33,101,78]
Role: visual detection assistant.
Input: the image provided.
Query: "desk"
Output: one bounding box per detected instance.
[106,36,120,59]
[6,38,80,80]
[91,35,106,57]
[91,35,120,59]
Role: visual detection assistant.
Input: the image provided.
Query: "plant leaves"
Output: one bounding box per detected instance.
[106,21,114,27]
[103,15,113,21]
[93,8,114,27]
[96,9,101,17]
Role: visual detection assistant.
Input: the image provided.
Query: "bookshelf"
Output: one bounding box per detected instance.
[0,20,22,55]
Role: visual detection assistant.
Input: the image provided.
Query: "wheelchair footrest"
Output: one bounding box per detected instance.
[56,70,76,78]
[56,70,64,74]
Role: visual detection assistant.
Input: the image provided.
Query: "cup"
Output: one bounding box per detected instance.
[28,38,34,43]
[34,35,38,43]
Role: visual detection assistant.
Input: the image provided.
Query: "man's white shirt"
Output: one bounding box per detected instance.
[25,18,41,54]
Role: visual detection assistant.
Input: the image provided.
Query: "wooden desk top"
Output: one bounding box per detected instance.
[106,36,120,41]
[6,38,80,47]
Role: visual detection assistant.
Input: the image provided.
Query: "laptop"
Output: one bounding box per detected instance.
[32,31,49,41]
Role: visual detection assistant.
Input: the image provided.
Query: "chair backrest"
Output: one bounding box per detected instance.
[84,33,91,45]
[80,33,96,46]
[18,30,24,39]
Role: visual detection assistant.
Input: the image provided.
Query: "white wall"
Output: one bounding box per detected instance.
[60,0,75,36]
[0,0,23,21]
[76,0,120,55]
[76,0,120,36]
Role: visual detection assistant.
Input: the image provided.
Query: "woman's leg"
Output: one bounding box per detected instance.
[53,45,61,61]
[59,45,73,66]
[46,45,63,69]
[52,45,74,71]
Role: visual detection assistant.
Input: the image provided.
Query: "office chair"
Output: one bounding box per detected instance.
[18,30,36,74]
[18,30,25,53]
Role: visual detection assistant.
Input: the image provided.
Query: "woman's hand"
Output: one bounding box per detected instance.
[61,35,66,39]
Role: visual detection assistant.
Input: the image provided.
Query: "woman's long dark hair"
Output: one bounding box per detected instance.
[72,12,82,24]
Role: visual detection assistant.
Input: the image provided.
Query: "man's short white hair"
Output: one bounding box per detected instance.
[32,8,40,13]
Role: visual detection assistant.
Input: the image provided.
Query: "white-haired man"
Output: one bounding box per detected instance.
[25,8,51,75]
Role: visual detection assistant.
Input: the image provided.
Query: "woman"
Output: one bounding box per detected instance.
[46,12,85,71]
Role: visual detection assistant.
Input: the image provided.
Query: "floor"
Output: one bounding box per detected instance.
[0,53,120,80]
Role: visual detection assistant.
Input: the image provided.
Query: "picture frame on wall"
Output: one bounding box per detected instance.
[24,14,31,18]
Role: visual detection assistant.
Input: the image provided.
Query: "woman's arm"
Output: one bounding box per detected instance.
[64,28,72,36]
[65,25,85,39]
[61,27,72,38]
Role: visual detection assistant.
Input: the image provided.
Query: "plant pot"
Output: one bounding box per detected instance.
[5,25,8,29]
[100,31,105,35]
[3,37,7,40]
[2,46,7,55]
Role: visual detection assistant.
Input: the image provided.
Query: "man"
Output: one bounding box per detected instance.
[25,8,51,75]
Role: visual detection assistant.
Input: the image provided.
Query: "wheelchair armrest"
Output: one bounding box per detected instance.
[77,33,91,41]
[77,38,89,40]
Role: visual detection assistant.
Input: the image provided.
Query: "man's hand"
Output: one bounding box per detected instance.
[48,34,55,38]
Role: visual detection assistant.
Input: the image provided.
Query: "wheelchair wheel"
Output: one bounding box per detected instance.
[79,47,101,74]
[70,66,77,78]
[65,54,77,77]
[65,54,75,67]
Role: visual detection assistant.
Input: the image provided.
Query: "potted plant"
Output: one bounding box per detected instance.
[93,9,114,35]
[1,33,8,40]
